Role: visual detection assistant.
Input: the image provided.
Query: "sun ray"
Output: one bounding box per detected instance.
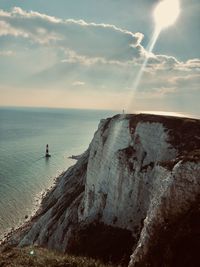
[112,0,181,146]
[127,28,161,112]
[126,0,180,112]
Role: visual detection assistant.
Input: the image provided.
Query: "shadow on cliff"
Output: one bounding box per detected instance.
[67,222,136,266]
[134,197,200,267]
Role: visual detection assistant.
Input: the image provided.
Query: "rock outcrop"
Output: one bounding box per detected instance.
[8,114,200,266]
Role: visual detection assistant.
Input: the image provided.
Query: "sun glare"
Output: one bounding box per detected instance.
[127,0,181,112]
[154,0,180,31]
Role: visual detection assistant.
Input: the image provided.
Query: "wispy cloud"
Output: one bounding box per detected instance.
[0,7,143,60]
[72,81,85,86]
[1,7,199,72]
[0,50,15,56]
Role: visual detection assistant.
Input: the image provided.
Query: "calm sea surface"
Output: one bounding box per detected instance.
[0,107,116,240]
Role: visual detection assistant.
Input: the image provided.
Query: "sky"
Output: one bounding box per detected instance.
[0,0,199,115]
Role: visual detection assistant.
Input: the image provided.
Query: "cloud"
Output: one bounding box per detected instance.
[169,74,200,92]
[176,58,200,71]
[0,50,15,56]
[1,7,199,72]
[0,7,144,60]
[0,20,28,37]
[0,6,199,113]
[185,59,200,68]
[0,10,11,17]
[137,86,177,99]
[72,81,85,86]
[145,54,180,71]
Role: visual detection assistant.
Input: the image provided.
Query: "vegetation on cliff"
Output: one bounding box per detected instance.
[0,246,121,267]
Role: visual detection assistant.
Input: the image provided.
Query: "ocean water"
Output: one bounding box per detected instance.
[0,107,116,240]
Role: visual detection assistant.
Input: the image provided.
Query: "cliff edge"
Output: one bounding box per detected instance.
[6,114,200,266]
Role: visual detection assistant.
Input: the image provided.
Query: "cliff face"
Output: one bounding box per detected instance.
[14,114,200,266]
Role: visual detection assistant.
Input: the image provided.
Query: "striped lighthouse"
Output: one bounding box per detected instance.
[45,144,51,157]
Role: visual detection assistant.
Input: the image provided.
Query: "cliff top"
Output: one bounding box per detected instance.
[107,113,200,160]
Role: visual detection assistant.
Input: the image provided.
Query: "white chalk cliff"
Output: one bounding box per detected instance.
[13,114,200,266]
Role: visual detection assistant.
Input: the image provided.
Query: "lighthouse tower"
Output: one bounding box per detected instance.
[45,144,51,157]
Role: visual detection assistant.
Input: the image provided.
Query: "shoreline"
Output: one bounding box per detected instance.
[0,169,69,247]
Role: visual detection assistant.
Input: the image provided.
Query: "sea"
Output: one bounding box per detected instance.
[0,107,116,240]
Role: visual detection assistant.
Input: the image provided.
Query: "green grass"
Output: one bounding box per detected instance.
[0,246,121,267]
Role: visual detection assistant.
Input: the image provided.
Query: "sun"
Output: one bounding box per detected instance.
[154,0,180,31]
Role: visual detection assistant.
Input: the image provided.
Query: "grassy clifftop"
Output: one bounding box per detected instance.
[0,246,121,267]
